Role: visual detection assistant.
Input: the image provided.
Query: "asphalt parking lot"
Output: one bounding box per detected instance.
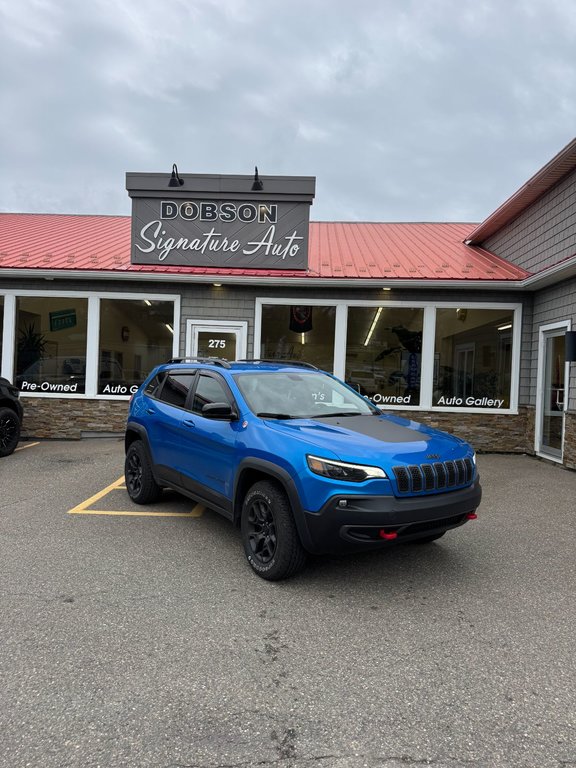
[1,439,576,768]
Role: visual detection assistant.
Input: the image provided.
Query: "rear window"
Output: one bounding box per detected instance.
[144,371,167,398]
[157,373,196,408]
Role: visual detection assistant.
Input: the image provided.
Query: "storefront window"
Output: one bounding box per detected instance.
[98,299,174,395]
[260,305,336,371]
[433,308,514,409]
[345,307,423,406]
[14,297,89,393]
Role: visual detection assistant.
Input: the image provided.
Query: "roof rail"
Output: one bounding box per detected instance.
[167,357,231,368]
[237,359,318,370]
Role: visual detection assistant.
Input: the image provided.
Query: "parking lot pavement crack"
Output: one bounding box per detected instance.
[1,587,131,605]
[0,497,36,509]
[163,757,354,767]
[163,754,452,768]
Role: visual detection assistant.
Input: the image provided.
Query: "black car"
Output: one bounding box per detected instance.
[0,378,23,457]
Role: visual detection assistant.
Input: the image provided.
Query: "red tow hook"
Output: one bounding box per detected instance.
[466,512,478,520]
[379,530,398,540]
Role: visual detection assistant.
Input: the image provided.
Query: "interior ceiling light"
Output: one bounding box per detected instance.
[364,307,383,347]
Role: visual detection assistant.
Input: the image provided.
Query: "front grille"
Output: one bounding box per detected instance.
[409,465,423,492]
[434,462,447,488]
[395,466,410,493]
[392,457,474,494]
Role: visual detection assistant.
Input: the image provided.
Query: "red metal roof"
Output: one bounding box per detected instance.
[0,213,530,281]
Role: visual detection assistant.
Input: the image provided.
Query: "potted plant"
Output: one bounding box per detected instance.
[17,323,47,374]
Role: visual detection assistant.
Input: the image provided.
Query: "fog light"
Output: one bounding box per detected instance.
[338,500,348,508]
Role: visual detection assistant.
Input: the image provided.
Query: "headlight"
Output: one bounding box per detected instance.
[307,455,387,482]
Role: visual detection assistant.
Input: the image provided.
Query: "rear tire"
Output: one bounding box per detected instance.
[241,480,306,581]
[0,407,21,457]
[125,441,161,504]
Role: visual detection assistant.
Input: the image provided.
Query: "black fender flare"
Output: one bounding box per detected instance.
[125,422,161,481]
[233,458,315,552]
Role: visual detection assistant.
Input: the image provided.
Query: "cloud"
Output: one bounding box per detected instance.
[0,0,574,222]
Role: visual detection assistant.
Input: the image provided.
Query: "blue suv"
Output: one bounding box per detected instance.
[125,359,481,580]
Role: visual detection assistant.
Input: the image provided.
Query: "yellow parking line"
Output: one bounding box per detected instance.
[68,476,126,513]
[70,507,205,517]
[15,441,40,452]
[68,475,205,517]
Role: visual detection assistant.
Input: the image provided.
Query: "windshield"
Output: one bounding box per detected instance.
[233,371,378,419]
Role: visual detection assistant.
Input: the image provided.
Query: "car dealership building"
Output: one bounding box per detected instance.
[1,139,575,469]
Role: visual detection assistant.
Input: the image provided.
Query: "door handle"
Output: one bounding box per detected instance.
[145,408,156,415]
[182,419,195,428]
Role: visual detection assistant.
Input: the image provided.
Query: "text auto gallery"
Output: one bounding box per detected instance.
[1,142,575,469]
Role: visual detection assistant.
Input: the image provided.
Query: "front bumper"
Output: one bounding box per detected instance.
[300,479,482,554]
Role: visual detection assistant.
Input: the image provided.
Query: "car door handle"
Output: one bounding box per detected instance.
[182,419,195,428]
[145,407,156,415]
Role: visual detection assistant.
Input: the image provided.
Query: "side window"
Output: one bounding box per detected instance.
[192,373,232,415]
[144,371,166,398]
[157,372,195,408]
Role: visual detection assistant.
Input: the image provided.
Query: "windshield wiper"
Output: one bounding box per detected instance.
[256,412,294,420]
[312,411,361,418]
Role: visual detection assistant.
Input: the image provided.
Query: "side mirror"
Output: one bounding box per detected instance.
[201,402,238,420]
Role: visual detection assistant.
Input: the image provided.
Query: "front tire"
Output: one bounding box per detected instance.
[241,480,306,581]
[125,441,161,504]
[0,407,21,457]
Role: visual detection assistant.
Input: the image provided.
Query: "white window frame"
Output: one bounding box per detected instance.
[0,289,180,399]
[254,298,522,414]
[185,319,248,360]
[535,319,571,461]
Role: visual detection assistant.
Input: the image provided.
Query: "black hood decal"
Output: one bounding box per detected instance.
[311,415,429,444]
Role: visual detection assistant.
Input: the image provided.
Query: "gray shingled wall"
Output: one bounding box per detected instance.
[483,169,576,271]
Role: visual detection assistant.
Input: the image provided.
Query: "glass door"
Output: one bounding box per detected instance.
[537,329,567,459]
[185,320,247,363]
[454,343,475,399]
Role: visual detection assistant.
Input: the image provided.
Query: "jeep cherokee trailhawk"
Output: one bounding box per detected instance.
[125,359,481,580]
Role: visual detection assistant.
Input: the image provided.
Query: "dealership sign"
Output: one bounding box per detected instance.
[126,172,315,270]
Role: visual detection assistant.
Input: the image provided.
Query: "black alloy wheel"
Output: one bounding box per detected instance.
[0,407,21,457]
[241,480,306,581]
[125,441,161,504]
[246,494,277,565]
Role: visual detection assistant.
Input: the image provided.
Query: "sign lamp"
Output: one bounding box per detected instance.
[168,164,184,187]
[251,166,264,191]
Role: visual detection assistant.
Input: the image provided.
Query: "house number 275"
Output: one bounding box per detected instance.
[208,339,226,348]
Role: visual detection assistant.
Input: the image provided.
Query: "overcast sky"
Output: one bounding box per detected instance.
[1,0,575,224]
